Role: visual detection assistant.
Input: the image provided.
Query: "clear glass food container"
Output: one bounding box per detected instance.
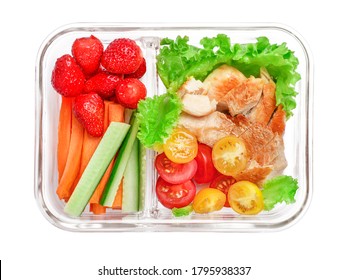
[34,23,313,232]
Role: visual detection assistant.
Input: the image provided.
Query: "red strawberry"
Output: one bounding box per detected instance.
[101,38,143,74]
[125,58,146,79]
[115,78,147,109]
[84,72,122,99]
[73,93,104,137]
[51,54,85,97]
[72,35,104,75]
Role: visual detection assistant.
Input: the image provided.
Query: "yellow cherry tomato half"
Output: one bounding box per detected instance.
[163,128,198,164]
[212,136,248,176]
[228,181,264,215]
[193,188,226,214]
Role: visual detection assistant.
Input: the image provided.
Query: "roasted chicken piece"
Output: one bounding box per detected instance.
[204,64,264,115]
[268,105,286,135]
[234,120,286,185]
[252,134,283,166]
[178,67,287,185]
[222,76,264,116]
[236,126,287,185]
[177,77,207,98]
[247,67,286,135]
[177,77,217,117]
[178,111,287,185]
[248,67,276,125]
[181,94,217,117]
[203,65,246,110]
[178,112,240,147]
[234,161,273,185]
[239,123,274,157]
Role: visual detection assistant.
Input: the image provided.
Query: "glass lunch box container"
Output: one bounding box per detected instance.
[34,23,313,232]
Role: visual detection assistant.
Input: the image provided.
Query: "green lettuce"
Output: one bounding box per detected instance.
[172,205,193,217]
[136,92,182,149]
[157,34,301,117]
[262,175,299,211]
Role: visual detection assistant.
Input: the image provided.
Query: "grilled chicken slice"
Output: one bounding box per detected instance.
[177,77,207,98]
[248,68,276,125]
[238,127,288,185]
[268,105,286,135]
[234,161,273,186]
[252,134,282,165]
[228,114,250,136]
[254,134,287,174]
[247,68,286,135]
[178,67,287,185]
[203,65,264,115]
[235,132,287,185]
[177,77,217,117]
[181,94,217,117]
[203,65,246,109]
[239,123,275,157]
[178,112,239,147]
[222,76,264,115]
[268,150,288,178]
[179,111,287,185]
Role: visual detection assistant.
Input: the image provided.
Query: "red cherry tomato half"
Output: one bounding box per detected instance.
[155,153,197,184]
[193,144,217,184]
[209,175,237,207]
[156,177,196,209]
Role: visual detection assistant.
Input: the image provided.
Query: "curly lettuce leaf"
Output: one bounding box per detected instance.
[157,34,300,118]
[136,92,182,149]
[172,205,193,217]
[262,175,299,211]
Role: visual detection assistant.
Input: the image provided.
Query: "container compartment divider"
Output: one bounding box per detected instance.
[139,36,161,219]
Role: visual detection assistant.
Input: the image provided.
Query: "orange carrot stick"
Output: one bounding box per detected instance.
[90,203,107,214]
[81,132,102,169]
[109,103,125,123]
[57,97,73,182]
[67,101,111,201]
[112,179,123,209]
[89,157,116,204]
[88,103,115,214]
[89,103,125,205]
[66,101,111,200]
[67,130,101,198]
[103,101,113,130]
[56,114,84,200]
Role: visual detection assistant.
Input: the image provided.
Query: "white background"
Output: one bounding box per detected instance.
[0,0,346,279]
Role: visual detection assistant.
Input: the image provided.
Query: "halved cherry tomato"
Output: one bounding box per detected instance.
[156,177,196,209]
[228,181,264,215]
[163,128,198,164]
[192,188,226,214]
[209,175,236,207]
[193,144,217,184]
[155,153,197,184]
[212,136,248,176]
